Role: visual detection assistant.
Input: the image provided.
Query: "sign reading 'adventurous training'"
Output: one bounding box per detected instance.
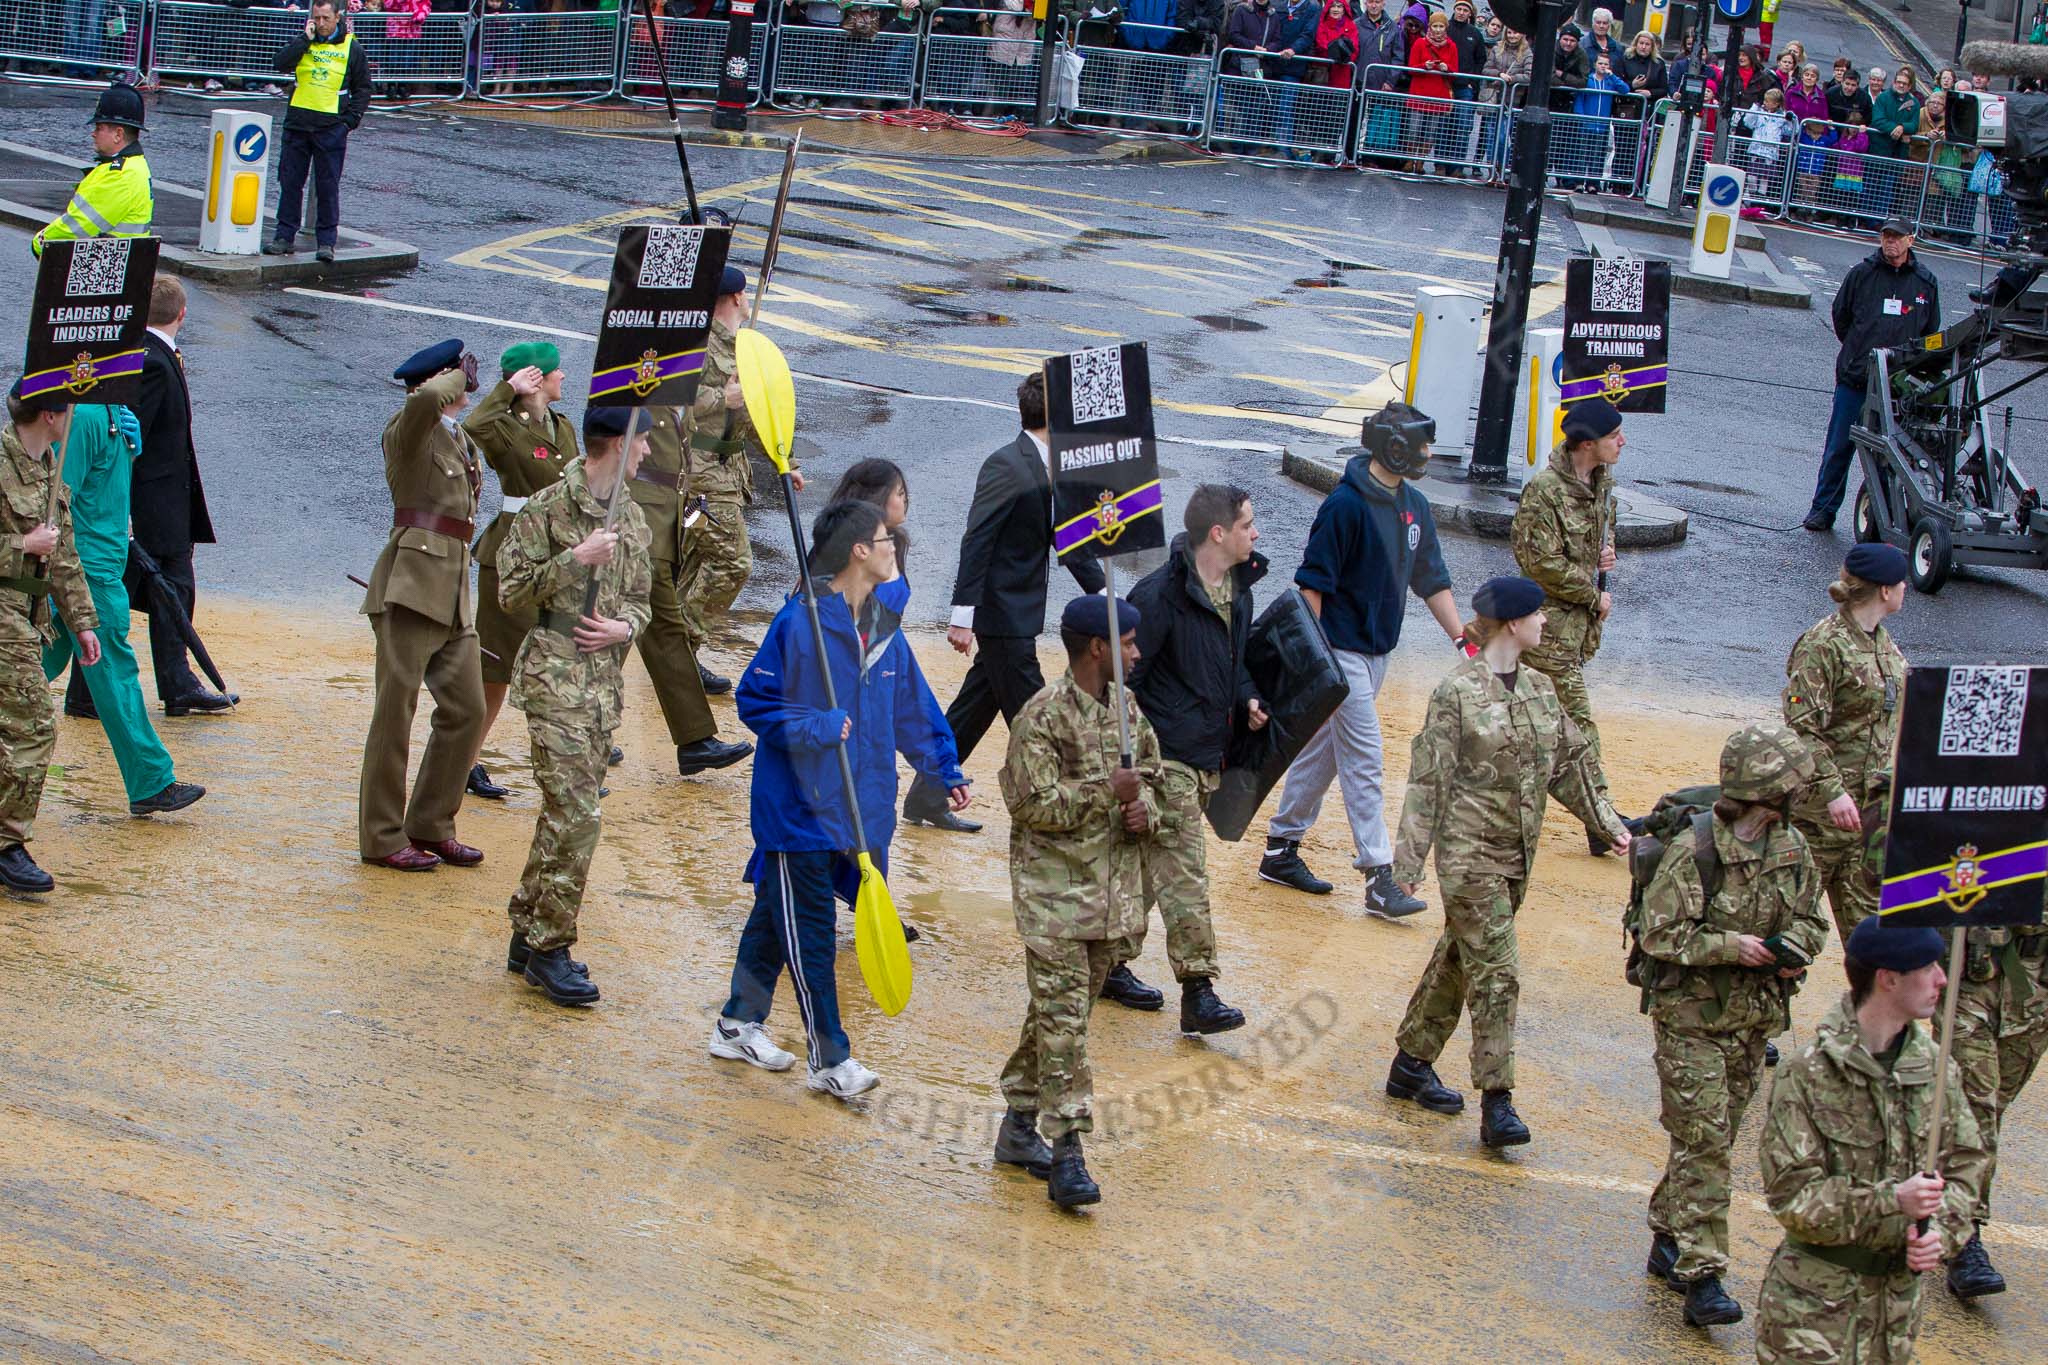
[21,236,160,409]
[1047,341,1164,562]
[1561,256,1670,415]
[590,223,732,407]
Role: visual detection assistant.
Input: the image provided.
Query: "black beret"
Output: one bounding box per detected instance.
[1472,574,1543,621]
[394,338,463,385]
[1062,593,1140,640]
[6,377,70,415]
[1845,917,1945,973]
[1562,397,1622,444]
[721,266,748,298]
[1845,542,1909,586]
[583,406,655,441]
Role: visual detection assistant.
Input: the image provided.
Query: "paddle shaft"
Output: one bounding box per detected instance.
[1916,929,1970,1235]
[750,130,802,329]
[779,470,871,856]
[637,0,703,225]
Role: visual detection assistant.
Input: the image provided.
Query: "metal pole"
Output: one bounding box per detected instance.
[1468,0,1565,484]
[1709,19,1742,167]
[1916,930,1971,1234]
[1954,0,1971,62]
[1036,4,1061,128]
[1103,562,1132,765]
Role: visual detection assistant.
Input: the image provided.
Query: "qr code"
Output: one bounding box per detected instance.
[1068,346,1127,425]
[1938,666,2030,757]
[65,237,132,298]
[1590,259,1646,314]
[637,226,703,290]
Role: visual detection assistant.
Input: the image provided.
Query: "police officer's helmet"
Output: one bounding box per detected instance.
[1361,402,1436,479]
[1719,720,1816,805]
[90,82,146,133]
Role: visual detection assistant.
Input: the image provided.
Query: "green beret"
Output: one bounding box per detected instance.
[500,340,562,378]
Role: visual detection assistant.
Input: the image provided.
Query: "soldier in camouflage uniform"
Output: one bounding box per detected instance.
[996,594,1164,1209]
[1509,397,1627,855]
[1782,543,1907,944]
[0,382,101,894]
[1638,721,1827,1329]
[1386,575,1627,1149]
[678,272,758,654]
[1755,917,1990,1364]
[496,407,654,1008]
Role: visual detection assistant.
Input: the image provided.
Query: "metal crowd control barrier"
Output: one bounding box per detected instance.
[619,11,766,106]
[0,0,146,80]
[921,7,1041,116]
[767,4,919,111]
[1503,84,1650,192]
[1353,66,1508,180]
[1058,23,1210,140]
[149,0,302,85]
[474,8,623,103]
[1208,49,1353,162]
[350,10,469,99]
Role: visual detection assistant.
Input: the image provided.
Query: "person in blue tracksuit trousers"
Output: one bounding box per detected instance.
[711,498,970,1101]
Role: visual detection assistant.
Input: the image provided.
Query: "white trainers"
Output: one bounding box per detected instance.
[709,1017,795,1072]
[806,1057,881,1100]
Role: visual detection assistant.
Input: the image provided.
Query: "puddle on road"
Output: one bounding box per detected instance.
[1671,479,1758,498]
[1001,276,1070,293]
[1194,314,1266,333]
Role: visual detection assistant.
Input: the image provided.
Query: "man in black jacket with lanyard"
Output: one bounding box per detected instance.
[265,0,373,264]
[904,371,1105,835]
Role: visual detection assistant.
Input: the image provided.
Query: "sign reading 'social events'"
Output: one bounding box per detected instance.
[590,224,732,407]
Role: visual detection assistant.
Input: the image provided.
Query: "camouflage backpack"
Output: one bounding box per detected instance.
[1622,784,1725,1005]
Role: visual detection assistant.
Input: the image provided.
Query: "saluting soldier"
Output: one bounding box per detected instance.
[461,341,578,801]
[497,407,653,1007]
[995,595,1164,1209]
[0,382,101,894]
[358,339,486,872]
[1754,917,1990,1363]
[1384,575,1628,1149]
[1781,542,1907,943]
[33,83,152,258]
[679,268,763,666]
[1638,721,1826,1331]
[1510,396,1632,855]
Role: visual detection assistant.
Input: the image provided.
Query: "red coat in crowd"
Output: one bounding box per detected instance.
[1316,0,1360,91]
[1407,32,1457,107]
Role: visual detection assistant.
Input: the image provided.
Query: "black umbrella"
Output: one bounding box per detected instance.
[123,538,230,696]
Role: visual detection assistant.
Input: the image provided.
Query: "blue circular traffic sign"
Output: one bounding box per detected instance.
[233,124,267,163]
[1714,0,1755,19]
[1706,172,1741,207]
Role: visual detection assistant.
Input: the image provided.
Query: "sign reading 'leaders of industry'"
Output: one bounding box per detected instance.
[21,236,160,409]
[1878,665,2048,929]
[1047,342,1164,563]
[589,224,732,407]
[1561,256,1670,415]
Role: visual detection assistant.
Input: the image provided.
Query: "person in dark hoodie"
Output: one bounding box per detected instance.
[1259,403,1464,919]
[1548,21,1589,111]
[1120,484,1268,1035]
[1176,0,1226,56]
[266,0,373,263]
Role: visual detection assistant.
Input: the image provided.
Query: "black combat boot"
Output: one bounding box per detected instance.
[1180,977,1245,1034]
[697,661,732,695]
[1100,963,1163,1011]
[0,843,53,893]
[1386,1049,1465,1114]
[507,931,587,977]
[1046,1132,1101,1208]
[1479,1089,1531,1147]
[1764,1040,1780,1067]
[1364,866,1426,919]
[1948,1228,2007,1299]
[1681,1275,1743,1327]
[467,763,508,800]
[523,946,600,1006]
[608,746,624,767]
[1258,838,1332,894]
[993,1108,1052,1179]
[1647,1233,1679,1286]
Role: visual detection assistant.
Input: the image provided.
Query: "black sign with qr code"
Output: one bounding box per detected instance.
[21,236,160,409]
[1561,257,1669,415]
[589,224,732,407]
[1877,665,2048,928]
[1047,342,1164,564]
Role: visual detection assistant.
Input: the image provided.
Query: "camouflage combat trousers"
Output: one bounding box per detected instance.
[1135,760,1220,981]
[1522,650,1610,825]
[1000,933,1141,1140]
[1945,965,2048,1225]
[1648,1019,1769,1282]
[1755,1241,1924,1363]
[0,642,54,846]
[1795,818,1879,946]
[680,499,750,649]
[1394,873,1525,1091]
[507,709,611,952]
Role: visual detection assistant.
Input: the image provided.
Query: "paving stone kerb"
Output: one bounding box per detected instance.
[1281,446,1691,548]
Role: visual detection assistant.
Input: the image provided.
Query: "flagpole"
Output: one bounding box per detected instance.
[1917,930,1971,1235]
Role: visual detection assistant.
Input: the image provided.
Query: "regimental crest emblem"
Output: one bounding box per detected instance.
[631,349,663,398]
[63,351,99,394]
[1940,843,1988,914]
[1094,489,1126,547]
[1599,364,1629,403]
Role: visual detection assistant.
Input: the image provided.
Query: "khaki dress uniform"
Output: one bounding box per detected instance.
[628,406,715,748]
[679,318,756,649]
[462,379,577,686]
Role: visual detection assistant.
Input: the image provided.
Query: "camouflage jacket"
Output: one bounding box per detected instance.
[1782,608,1905,819]
[463,380,577,571]
[687,319,757,504]
[1761,994,1988,1264]
[1001,671,1165,942]
[1510,442,1614,668]
[499,458,654,732]
[1960,922,2048,1037]
[1392,655,1623,885]
[0,424,97,646]
[1639,817,1826,1032]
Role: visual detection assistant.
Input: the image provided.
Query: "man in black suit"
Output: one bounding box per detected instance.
[128,276,233,716]
[903,371,1104,834]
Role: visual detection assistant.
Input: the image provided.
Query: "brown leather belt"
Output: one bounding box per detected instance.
[395,508,474,542]
[632,466,684,492]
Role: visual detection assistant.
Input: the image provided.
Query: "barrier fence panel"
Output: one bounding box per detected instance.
[1207,50,1353,162]
[619,12,766,106]
[768,5,919,110]
[150,1,304,84]
[921,8,1041,116]
[1354,67,1507,180]
[0,0,145,78]
[1060,24,1210,140]
[474,9,622,101]
[1501,87,1651,192]
[350,10,470,97]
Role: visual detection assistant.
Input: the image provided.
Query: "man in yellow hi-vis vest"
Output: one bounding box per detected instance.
[32,83,153,259]
[266,0,371,265]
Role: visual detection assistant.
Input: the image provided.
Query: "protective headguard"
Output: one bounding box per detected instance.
[1361,402,1435,479]
[1719,720,1816,805]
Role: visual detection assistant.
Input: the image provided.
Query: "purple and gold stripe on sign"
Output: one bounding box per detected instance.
[20,347,144,400]
[1054,479,1162,558]
[1560,364,1668,403]
[589,348,704,402]
[1880,839,2048,915]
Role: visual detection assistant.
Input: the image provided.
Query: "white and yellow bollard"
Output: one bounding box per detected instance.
[200,109,272,255]
[1689,163,1743,281]
[1401,285,1486,462]
[1517,327,1565,487]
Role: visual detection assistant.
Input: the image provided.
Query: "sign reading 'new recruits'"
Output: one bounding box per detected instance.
[22,236,160,409]
[590,224,732,407]
[1561,256,1670,415]
[1047,342,1164,563]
